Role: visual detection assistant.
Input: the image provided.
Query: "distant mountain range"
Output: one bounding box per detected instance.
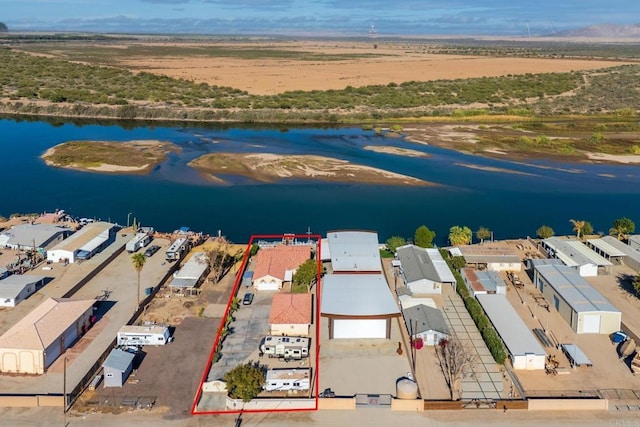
[557,23,640,38]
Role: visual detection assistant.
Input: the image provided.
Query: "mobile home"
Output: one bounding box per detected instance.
[259,336,310,360]
[264,368,311,392]
[165,238,189,261]
[126,233,151,253]
[117,325,171,346]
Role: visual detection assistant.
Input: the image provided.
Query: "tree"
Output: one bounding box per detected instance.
[633,275,640,296]
[292,258,318,293]
[610,217,635,240]
[582,221,594,237]
[414,225,436,248]
[131,252,146,306]
[223,362,265,402]
[569,219,586,239]
[448,226,472,246]
[385,236,406,253]
[0,22,7,32]
[435,338,475,400]
[536,225,555,239]
[476,226,491,243]
[205,237,242,284]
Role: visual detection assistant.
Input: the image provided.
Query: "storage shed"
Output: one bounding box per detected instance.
[0,275,46,307]
[476,294,546,370]
[103,348,135,388]
[402,304,449,346]
[321,273,400,339]
[396,245,456,295]
[0,297,95,374]
[533,264,621,334]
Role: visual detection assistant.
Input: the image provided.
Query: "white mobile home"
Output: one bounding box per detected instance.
[396,245,456,295]
[165,238,189,261]
[126,233,151,253]
[0,275,46,307]
[264,368,311,392]
[117,325,171,346]
[259,336,310,360]
[476,294,546,370]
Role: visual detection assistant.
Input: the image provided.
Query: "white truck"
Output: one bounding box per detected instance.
[259,336,310,360]
[126,233,151,253]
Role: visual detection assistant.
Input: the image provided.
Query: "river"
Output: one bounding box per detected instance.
[2,117,639,245]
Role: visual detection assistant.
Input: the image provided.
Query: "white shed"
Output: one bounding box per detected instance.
[476,294,546,370]
[402,304,449,346]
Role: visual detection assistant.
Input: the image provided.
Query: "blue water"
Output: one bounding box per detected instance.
[1,117,639,245]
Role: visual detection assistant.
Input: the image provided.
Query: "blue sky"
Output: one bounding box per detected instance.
[2,0,639,35]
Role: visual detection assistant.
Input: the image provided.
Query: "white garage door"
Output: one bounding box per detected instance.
[333,319,387,339]
[582,314,601,333]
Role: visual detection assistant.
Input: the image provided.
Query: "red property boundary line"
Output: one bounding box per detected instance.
[191,233,323,416]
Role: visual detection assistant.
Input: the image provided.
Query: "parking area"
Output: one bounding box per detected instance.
[0,235,173,396]
[505,266,640,395]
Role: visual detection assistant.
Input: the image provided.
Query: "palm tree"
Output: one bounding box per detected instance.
[131,252,146,306]
[449,225,472,246]
[569,219,585,240]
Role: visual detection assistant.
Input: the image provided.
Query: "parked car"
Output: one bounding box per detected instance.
[242,292,254,305]
[144,245,160,257]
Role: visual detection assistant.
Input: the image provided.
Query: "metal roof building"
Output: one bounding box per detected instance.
[476,294,546,370]
[0,223,71,250]
[542,237,612,276]
[457,242,521,272]
[396,245,455,295]
[0,274,46,307]
[533,264,621,334]
[321,273,400,339]
[402,304,449,346]
[587,236,640,272]
[169,252,209,289]
[103,348,135,387]
[461,268,506,296]
[326,230,381,273]
[46,222,117,263]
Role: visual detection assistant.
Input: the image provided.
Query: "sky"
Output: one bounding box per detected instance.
[2,0,640,36]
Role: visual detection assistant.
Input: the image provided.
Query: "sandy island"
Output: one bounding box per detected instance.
[363,146,430,158]
[41,140,180,174]
[188,153,435,186]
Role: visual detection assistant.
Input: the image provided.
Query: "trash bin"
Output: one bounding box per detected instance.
[145,287,153,296]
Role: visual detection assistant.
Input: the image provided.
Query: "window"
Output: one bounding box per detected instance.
[106,373,113,377]
[293,382,300,387]
[553,295,560,311]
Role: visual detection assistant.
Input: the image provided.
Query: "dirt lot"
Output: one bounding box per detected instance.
[115,41,629,95]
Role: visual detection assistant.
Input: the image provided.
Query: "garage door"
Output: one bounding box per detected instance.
[333,319,387,339]
[582,314,601,333]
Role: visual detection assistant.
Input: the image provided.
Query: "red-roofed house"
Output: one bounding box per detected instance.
[252,245,311,291]
[0,297,95,374]
[269,293,313,336]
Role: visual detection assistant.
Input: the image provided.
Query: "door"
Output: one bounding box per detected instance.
[333,319,387,339]
[582,314,600,333]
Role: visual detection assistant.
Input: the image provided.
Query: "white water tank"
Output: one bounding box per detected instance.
[396,379,418,400]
